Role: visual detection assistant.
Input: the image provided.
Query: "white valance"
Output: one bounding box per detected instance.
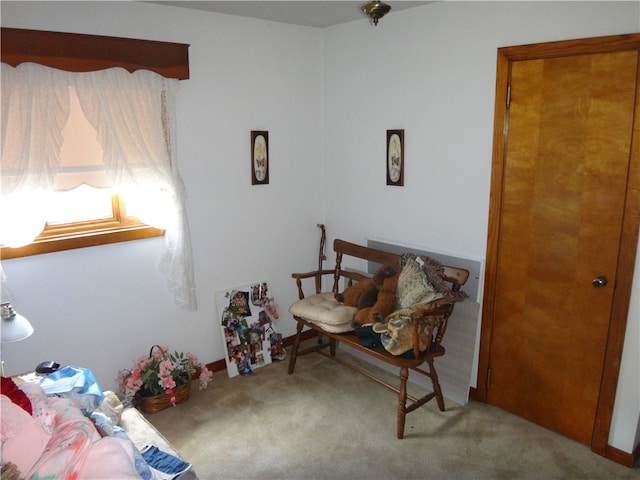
[1,63,197,311]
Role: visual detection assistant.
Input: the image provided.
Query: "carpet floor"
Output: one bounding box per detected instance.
[143,343,638,480]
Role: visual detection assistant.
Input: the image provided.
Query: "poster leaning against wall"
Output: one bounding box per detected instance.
[215,281,283,378]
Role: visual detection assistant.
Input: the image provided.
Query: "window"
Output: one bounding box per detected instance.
[1,28,197,310]
[1,86,163,260]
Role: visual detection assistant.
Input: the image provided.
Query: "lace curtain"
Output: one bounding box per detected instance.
[1,63,197,310]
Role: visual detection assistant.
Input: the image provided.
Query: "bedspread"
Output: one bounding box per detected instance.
[1,381,140,479]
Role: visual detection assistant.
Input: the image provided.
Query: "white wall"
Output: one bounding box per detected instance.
[0,1,324,388]
[321,1,639,454]
[1,0,638,455]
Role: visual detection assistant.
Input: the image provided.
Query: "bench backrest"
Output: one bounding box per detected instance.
[331,239,470,294]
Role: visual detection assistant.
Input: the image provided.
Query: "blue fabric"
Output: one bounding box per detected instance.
[141,445,191,477]
[38,366,104,413]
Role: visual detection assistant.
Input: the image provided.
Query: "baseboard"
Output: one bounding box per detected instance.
[605,443,639,468]
[469,386,478,400]
[205,358,227,374]
[467,388,638,468]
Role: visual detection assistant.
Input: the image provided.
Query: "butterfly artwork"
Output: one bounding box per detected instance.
[251,130,269,184]
[386,130,404,186]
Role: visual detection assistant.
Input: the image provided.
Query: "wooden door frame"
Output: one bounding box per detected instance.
[477,34,640,459]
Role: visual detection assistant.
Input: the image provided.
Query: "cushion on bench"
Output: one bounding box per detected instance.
[289,292,357,333]
[396,256,444,308]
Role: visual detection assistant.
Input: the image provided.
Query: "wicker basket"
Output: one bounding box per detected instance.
[137,345,192,414]
[138,382,191,414]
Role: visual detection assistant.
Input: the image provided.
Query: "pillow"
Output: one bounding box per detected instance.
[1,376,32,415]
[373,303,444,356]
[396,257,443,309]
[289,292,357,333]
[400,252,469,303]
[0,395,51,476]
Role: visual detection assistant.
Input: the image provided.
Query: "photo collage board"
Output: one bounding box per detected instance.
[216,281,284,378]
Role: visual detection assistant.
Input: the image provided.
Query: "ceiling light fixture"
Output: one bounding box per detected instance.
[361,1,392,26]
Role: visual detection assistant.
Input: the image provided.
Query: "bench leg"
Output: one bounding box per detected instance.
[329,337,337,357]
[288,321,304,374]
[427,358,446,411]
[397,367,409,439]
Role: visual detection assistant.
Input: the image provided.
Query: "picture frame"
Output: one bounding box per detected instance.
[386,129,404,186]
[251,130,269,185]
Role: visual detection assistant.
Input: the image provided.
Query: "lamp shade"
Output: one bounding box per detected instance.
[1,302,34,343]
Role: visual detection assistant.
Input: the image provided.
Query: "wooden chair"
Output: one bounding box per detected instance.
[287,238,469,438]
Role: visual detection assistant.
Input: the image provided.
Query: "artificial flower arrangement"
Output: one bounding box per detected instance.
[117,345,213,407]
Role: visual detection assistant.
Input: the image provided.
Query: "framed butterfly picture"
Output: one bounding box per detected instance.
[251,130,269,185]
[386,129,404,186]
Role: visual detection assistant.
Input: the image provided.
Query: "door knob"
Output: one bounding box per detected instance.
[592,276,608,288]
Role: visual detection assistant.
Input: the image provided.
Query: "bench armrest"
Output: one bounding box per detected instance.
[291,269,336,298]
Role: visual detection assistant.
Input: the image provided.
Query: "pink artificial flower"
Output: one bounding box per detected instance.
[117,346,212,405]
[187,352,199,366]
[162,375,176,391]
[198,367,213,390]
[166,388,176,406]
[159,359,174,377]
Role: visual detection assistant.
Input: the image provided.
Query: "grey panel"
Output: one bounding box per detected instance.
[363,238,483,404]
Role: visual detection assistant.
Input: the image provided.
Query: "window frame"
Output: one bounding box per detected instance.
[0,28,188,259]
[1,195,165,259]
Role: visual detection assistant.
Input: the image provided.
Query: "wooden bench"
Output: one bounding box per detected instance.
[287,238,469,439]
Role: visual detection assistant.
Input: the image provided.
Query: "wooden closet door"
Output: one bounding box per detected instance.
[479,37,640,451]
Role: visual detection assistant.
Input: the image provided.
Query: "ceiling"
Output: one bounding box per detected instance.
[144,1,434,28]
